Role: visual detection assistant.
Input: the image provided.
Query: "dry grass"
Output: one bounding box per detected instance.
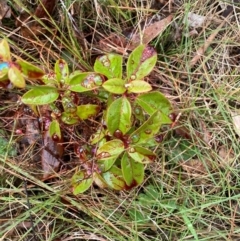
[1,0,240,240]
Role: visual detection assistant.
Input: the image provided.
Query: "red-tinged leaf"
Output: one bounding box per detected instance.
[49,120,61,139]
[72,171,93,194]
[16,59,44,79]
[21,86,59,105]
[102,166,126,190]
[93,172,108,189]
[127,80,152,93]
[102,78,126,94]
[106,96,132,135]
[76,104,99,120]
[54,59,69,83]
[121,153,144,186]
[94,53,123,79]
[0,38,11,61]
[69,72,103,92]
[8,66,25,88]
[127,45,157,81]
[41,130,63,178]
[128,146,156,163]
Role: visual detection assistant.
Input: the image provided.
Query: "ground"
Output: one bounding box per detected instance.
[1,0,240,240]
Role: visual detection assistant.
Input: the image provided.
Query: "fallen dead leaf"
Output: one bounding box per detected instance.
[128,15,173,50]
[99,15,172,54]
[41,130,63,179]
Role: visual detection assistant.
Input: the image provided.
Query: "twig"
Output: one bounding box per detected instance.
[189,19,227,67]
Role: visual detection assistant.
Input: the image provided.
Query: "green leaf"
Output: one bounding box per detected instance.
[90,129,106,145]
[127,45,157,80]
[102,166,126,190]
[121,153,144,186]
[97,139,124,172]
[72,171,93,194]
[16,59,44,79]
[62,97,77,114]
[128,146,156,163]
[102,78,126,94]
[49,120,61,139]
[8,66,25,88]
[54,59,69,83]
[106,96,132,135]
[69,72,103,92]
[127,80,152,93]
[76,104,99,120]
[93,172,108,188]
[136,91,172,116]
[94,53,122,79]
[130,111,162,145]
[61,112,79,125]
[21,86,59,105]
[0,38,11,61]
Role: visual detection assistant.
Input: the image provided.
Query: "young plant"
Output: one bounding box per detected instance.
[0,38,172,194]
[72,45,173,194]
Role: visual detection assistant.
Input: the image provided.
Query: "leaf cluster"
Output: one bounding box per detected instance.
[0,38,172,194]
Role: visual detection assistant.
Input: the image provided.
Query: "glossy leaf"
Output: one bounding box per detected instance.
[49,120,61,139]
[54,59,69,83]
[16,59,44,79]
[97,158,118,172]
[0,38,11,61]
[130,111,162,145]
[97,139,124,171]
[69,72,103,92]
[62,97,77,114]
[21,86,59,105]
[94,53,122,79]
[97,139,124,159]
[61,112,79,125]
[102,166,126,190]
[102,78,126,94]
[72,171,93,194]
[106,96,132,135]
[128,146,156,163]
[76,104,99,120]
[127,44,157,80]
[121,153,144,186]
[127,80,152,93]
[8,66,25,88]
[136,91,172,116]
